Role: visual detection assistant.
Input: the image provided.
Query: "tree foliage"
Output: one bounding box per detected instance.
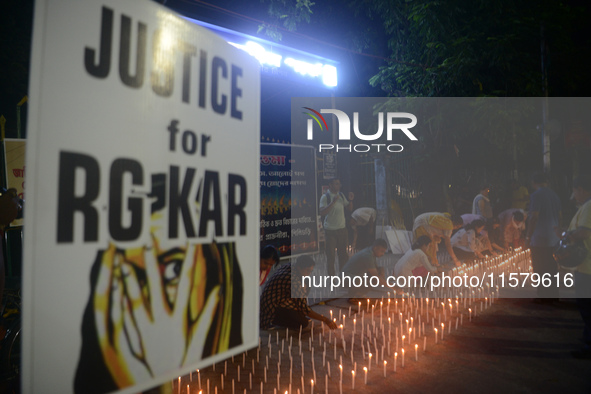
[361,0,579,98]
[258,0,315,40]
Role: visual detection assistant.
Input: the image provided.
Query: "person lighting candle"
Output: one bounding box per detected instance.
[342,239,398,304]
[260,255,337,331]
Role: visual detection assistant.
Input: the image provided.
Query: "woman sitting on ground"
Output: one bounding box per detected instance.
[394,235,438,279]
[451,219,487,262]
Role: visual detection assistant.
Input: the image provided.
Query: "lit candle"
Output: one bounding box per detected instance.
[363,367,368,385]
[368,353,372,371]
[178,377,181,394]
[394,352,398,373]
[415,344,418,361]
[311,379,314,394]
[383,360,387,377]
[339,364,343,386]
[441,323,444,341]
[352,370,355,390]
[434,328,438,344]
[423,335,427,352]
[401,348,405,367]
[469,308,472,321]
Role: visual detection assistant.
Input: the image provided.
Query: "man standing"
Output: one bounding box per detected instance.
[525,173,562,303]
[319,178,354,276]
[511,180,530,210]
[567,175,591,359]
[472,184,493,219]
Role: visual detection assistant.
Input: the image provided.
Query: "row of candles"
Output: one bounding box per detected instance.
[170,248,530,393]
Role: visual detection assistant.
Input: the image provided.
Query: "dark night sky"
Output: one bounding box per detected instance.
[1,0,590,139]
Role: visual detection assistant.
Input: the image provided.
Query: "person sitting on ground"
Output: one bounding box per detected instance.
[260,245,280,286]
[394,236,438,281]
[342,238,397,303]
[412,212,464,267]
[260,255,337,331]
[451,219,487,261]
[498,208,526,249]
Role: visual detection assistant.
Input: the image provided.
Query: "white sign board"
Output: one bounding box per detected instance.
[23,1,260,393]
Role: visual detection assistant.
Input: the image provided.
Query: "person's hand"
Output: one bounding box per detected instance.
[94,241,222,387]
[324,317,338,330]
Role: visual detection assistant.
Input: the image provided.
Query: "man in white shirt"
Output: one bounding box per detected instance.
[319,178,354,276]
[350,207,377,250]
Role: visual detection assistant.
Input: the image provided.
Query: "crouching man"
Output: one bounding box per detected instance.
[260,255,337,331]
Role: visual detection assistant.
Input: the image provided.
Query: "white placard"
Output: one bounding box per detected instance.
[23,1,260,393]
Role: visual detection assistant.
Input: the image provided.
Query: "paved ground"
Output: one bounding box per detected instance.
[157,295,590,394]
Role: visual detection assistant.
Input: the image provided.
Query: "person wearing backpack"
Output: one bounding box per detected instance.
[319,178,354,276]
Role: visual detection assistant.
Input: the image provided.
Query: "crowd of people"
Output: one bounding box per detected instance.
[257,174,591,360]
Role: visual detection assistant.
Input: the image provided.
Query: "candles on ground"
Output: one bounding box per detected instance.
[394,352,398,372]
[310,379,314,394]
[368,353,372,371]
[363,367,368,385]
[352,370,355,390]
[383,360,387,377]
[401,348,405,367]
[415,344,418,361]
